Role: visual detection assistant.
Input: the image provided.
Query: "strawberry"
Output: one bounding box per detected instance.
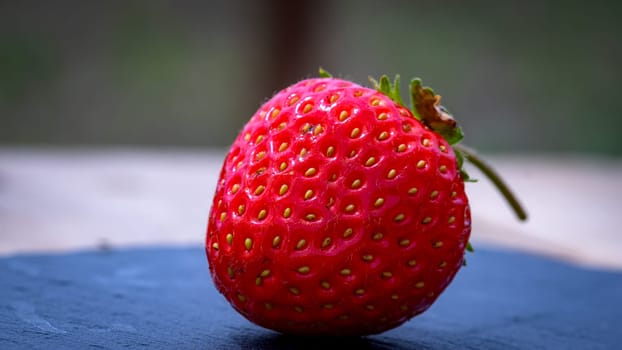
[205,69,526,336]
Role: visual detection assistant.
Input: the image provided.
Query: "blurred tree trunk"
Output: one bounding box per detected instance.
[262,0,317,94]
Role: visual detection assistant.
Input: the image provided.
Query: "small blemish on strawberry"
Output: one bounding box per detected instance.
[301,123,312,134]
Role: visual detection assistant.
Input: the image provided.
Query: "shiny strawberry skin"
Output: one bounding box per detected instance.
[206,77,471,336]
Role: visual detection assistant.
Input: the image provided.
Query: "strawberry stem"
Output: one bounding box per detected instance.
[454,144,528,221]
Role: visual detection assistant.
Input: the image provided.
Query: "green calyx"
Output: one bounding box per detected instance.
[317,69,528,223]
[370,74,464,146]
[318,67,333,78]
[367,72,528,223]
[369,75,404,106]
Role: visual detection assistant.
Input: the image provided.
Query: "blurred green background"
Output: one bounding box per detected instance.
[1,0,620,154]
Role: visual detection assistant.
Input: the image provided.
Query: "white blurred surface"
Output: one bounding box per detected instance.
[1,148,620,270]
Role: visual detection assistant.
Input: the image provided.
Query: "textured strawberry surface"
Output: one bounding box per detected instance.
[206,77,471,335]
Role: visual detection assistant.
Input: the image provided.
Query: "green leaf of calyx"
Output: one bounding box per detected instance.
[370,75,404,106]
[466,241,474,252]
[410,78,463,145]
[318,67,333,78]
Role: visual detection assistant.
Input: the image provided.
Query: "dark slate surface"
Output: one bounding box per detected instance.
[1,246,621,350]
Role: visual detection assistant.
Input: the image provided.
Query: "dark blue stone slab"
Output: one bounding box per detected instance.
[1,246,621,349]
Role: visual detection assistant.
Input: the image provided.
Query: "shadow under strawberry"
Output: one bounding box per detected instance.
[230,328,426,350]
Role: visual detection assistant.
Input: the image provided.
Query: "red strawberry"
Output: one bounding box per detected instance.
[205,70,526,336]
